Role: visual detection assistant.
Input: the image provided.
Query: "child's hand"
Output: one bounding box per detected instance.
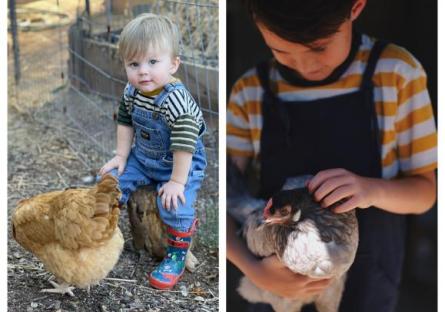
[158,180,186,210]
[99,155,127,176]
[249,255,331,299]
[307,168,378,213]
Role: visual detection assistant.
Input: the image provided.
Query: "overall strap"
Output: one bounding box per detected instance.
[123,83,138,98]
[154,81,186,107]
[360,40,388,89]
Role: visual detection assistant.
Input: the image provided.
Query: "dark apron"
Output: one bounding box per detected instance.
[257,41,406,312]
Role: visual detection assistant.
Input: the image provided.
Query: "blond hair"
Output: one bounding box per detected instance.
[118,13,180,60]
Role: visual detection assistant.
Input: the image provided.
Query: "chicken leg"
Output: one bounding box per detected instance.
[185,249,199,272]
[41,280,75,297]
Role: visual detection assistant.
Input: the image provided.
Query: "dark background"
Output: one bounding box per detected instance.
[226,0,438,311]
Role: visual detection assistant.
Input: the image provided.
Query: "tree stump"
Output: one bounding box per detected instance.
[127,185,199,272]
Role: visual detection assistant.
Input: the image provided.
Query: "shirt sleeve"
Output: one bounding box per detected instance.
[170,115,200,153]
[395,58,437,175]
[117,83,134,126]
[165,89,203,153]
[227,76,255,158]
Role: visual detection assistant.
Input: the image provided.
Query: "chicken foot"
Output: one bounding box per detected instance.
[185,250,199,272]
[41,280,75,297]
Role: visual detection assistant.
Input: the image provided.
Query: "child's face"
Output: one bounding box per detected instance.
[124,49,180,93]
[257,20,354,82]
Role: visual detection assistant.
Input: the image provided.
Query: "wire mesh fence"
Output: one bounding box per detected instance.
[8,0,219,248]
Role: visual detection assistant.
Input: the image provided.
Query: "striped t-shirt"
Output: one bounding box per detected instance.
[118,82,204,153]
[227,34,437,179]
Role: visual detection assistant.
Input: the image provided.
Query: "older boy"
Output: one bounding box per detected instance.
[227,0,437,311]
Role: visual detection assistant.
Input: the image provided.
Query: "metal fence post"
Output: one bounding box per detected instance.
[85,0,90,17]
[8,0,20,84]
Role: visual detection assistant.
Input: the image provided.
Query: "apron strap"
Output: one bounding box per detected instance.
[256,60,274,96]
[361,40,388,172]
[256,60,292,147]
[360,40,388,89]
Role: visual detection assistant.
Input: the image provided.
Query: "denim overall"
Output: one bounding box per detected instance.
[254,40,406,312]
[111,82,207,232]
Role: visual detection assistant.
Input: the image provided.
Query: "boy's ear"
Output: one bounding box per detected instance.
[169,56,181,74]
[350,0,366,21]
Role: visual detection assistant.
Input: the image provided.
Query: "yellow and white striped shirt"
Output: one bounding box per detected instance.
[227,34,437,179]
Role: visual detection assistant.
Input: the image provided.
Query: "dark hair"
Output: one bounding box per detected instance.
[245,0,357,44]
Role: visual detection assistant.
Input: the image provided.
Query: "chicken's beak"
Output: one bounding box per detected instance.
[16,198,27,206]
[262,216,288,225]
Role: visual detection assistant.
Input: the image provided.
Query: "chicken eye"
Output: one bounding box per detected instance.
[280,205,291,216]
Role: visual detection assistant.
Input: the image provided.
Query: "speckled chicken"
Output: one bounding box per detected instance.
[12,174,124,296]
[238,187,359,312]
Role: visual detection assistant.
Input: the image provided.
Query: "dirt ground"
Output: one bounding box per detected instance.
[7,104,219,312]
[8,1,219,311]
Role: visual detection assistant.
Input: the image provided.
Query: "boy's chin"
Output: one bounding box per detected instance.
[137,84,161,93]
[281,63,333,82]
[297,69,331,82]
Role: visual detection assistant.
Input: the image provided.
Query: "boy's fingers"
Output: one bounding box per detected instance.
[308,169,346,193]
[165,194,171,210]
[162,195,168,210]
[101,167,108,176]
[320,185,352,208]
[305,287,327,296]
[172,196,178,210]
[263,254,283,268]
[305,278,331,288]
[179,193,186,205]
[333,197,358,213]
[162,193,167,209]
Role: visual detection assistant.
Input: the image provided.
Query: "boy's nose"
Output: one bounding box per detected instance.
[293,58,314,73]
[138,63,150,75]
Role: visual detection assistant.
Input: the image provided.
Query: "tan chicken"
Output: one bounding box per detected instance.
[12,174,124,296]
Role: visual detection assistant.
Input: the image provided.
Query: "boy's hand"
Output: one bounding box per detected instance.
[249,255,331,299]
[159,180,186,210]
[99,155,127,176]
[307,168,378,213]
